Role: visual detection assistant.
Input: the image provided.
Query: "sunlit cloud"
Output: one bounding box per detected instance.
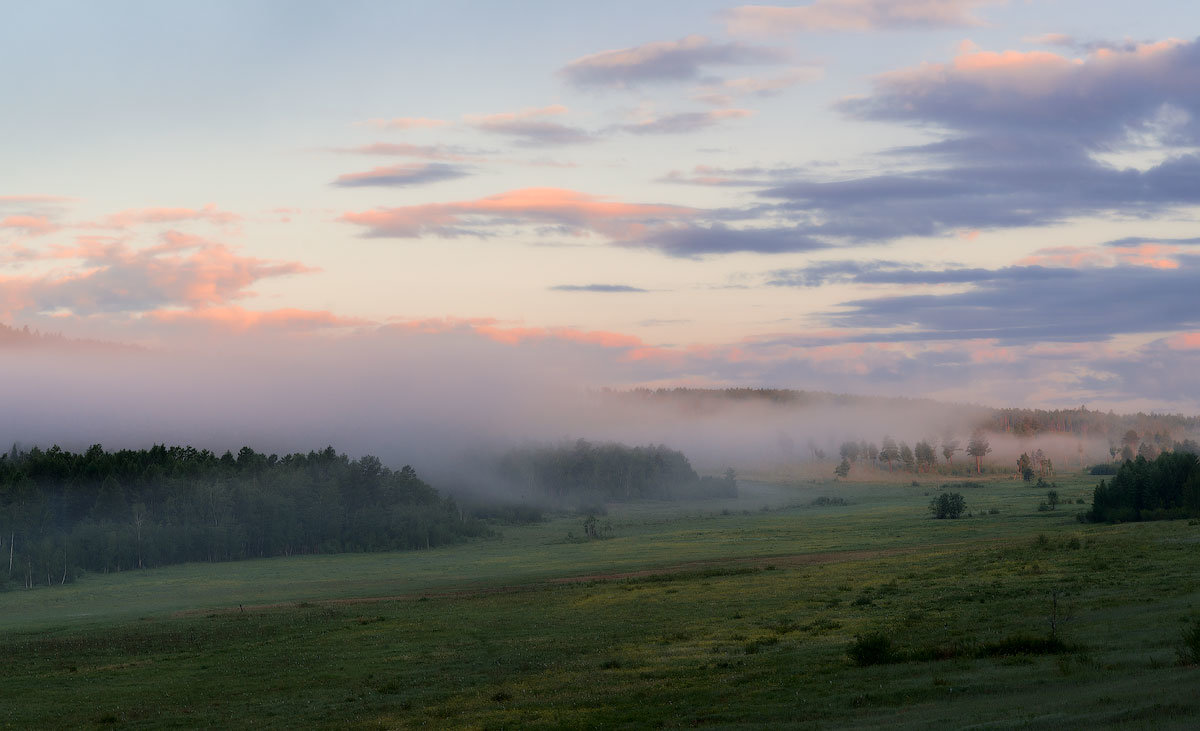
[839,38,1200,146]
[143,305,371,335]
[338,187,694,239]
[0,214,59,236]
[0,230,314,319]
[88,204,241,230]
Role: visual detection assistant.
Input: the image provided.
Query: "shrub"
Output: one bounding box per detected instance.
[1178,619,1200,665]
[811,496,848,507]
[847,632,897,666]
[930,492,966,519]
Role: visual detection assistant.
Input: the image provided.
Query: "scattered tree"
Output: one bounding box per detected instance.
[834,458,851,479]
[941,439,960,465]
[967,430,992,474]
[1018,452,1034,482]
[879,437,900,472]
[914,440,936,472]
[899,442,915,472]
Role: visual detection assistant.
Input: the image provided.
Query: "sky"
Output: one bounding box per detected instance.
[3,0,1200,428]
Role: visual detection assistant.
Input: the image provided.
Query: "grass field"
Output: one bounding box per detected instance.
[5,471,1200,728]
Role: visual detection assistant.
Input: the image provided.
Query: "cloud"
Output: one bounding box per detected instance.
[90,204,241,230]
[357,117,450,130]
[755,140,1200,242]
[334,142,481,161]
[1,214,59,236]
[694,67,823,105]
[332,162,471,188]
[657,164,805,186]
[143,306,370,334]
[338,187,694,239]
[627,224,830,257]
[724,0,1002,35]
[769,255,1200,345]
[338,188,835,258]
[838,38,1200,146]
[619,108,754,135]
[767,259,1078,287]
[464,105,593,146]
[561,35,785,88]
[801,40,1200,243]
[0,230,314,318]
[549,284,648,293]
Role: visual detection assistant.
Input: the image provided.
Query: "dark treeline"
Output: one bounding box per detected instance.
[987,407,1200,440]
[497,440,737,503]
[1087,450,1200,523]
[0,444,486,589]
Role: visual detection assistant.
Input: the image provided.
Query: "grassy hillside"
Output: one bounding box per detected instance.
[4,473,1200,728]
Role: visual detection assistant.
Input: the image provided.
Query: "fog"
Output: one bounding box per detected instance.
[0,329,1183,489]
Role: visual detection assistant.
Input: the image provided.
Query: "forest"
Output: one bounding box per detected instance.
[1087,450,1200,523]
[0,444,486,588]
[496,439,736,503]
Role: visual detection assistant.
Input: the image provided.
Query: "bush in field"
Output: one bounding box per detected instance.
[930,492,966,519]
[1178,619,1200,665]
[847,632,897,666]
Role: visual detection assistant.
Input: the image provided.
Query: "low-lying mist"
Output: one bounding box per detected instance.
[2,329,1190,492]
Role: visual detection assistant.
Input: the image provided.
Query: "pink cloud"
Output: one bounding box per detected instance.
[0,214,59,235]
[1165,332,1200,351]
[874,38,1187,102]
[144,306,370,334]
[0,231,314,319]
[1018,243,1182,270]
[1016,246,1109,268]
[91,203,240,230]
[1110,243,1181,269]
[383,316,647,351]
[338,187,695,239]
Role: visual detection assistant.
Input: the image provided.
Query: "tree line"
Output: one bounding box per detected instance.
[832,430,994,477]
[497,439,736,503]
[0,444,486,589]
[1087,450,1200,523]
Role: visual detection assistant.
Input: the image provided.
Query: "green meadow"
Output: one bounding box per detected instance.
[5,473,1200,728]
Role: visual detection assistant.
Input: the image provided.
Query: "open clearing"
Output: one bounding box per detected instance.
[5,474,1200,728]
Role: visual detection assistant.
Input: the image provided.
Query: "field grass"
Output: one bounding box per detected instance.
[4,471,1200,728]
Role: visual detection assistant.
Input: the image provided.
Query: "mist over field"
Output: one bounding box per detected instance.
[4,327,1182,490]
